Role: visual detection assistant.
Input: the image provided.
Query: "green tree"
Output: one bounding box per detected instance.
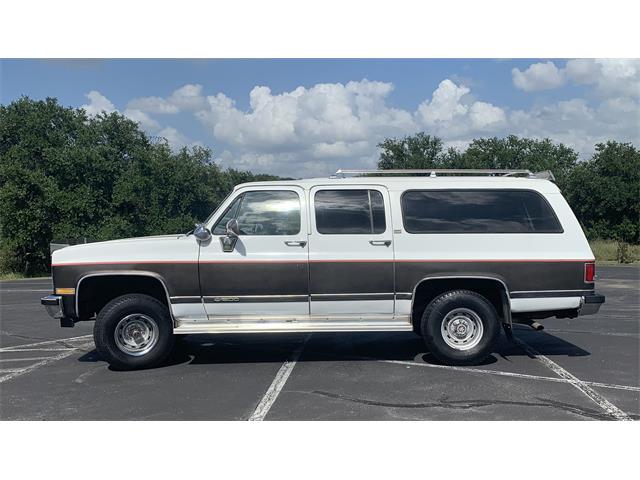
[0,96,282,275]
[377,133,458,169]
[377,133,578,191]
[566,141,640,243]
[458,135,579,191]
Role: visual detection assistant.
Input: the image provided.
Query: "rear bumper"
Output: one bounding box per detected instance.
[580,293,605,316]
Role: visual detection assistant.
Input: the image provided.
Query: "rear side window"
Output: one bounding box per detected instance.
[401,189,563,233]
[315,189,386,234]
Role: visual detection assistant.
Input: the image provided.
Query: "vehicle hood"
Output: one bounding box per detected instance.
[51,234,193,266]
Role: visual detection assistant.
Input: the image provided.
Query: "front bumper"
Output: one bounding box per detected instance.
[41,295,75,327]
[41,295,64,318]
[580,293,605,316]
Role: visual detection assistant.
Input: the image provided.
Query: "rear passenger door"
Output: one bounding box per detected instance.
[308,186,395,315]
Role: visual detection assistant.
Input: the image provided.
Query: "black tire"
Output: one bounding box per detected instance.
[420,290,500,366]
[93,294,175,370]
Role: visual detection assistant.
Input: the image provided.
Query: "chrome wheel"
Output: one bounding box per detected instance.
[114,314,159,356]
[440,307,484,351]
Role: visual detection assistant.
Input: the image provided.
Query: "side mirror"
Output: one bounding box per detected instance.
[226,219,240,237]
[193,223,212,242]
[220,219,240,252]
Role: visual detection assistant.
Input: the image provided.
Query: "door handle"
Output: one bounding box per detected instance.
[369,240,391,246]
[285,240,307,247]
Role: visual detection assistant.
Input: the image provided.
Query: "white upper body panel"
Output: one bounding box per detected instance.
[52,234,198,266]
[52,175,592,265]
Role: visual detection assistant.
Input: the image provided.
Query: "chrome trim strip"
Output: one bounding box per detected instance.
[510,290,594,299]
[510,289,594,294]
[174,316,412,334]
[310,293,394,301]
[170,296,201,304]
[174,323,413,334]
[395,292,413,300]
[184,314,410,322]
[203,295,308,304]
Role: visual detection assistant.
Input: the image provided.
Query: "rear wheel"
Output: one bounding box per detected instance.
[93,294,175,370]
[420,290,500,366]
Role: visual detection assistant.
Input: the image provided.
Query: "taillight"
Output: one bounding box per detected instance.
[585,262,595,282]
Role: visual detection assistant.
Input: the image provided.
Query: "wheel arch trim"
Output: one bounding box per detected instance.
[409,275,512,322]
[75,271,176,324]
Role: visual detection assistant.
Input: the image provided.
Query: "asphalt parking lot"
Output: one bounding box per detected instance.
[1,265,638,420]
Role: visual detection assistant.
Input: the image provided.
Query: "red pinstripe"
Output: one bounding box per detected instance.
[52,258,595,267]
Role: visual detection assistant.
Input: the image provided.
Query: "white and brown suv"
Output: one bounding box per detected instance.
[42,169,604,369]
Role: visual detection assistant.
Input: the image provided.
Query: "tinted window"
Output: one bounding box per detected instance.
[401,190,562,233]
[214,190,300,236]
[315,189,386,234]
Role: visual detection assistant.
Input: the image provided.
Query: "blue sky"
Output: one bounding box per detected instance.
[2,59,638,176]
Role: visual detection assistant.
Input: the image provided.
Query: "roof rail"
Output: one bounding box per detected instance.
[332,168,533,178]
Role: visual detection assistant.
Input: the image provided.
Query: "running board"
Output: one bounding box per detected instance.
[173,317,412,334]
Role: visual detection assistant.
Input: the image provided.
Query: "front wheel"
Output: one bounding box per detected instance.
[93,294,175,370]
[420,290,500,366]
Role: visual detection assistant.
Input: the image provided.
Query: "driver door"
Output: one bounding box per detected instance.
[199,186,310,319]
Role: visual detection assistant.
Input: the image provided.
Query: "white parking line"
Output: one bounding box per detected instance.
[0,347,80,352]
[0,368,26,374]
[0,357,54,363]
[248,334,310,421]
[513,338,631,421]
[0,334,93,351]
[378,359,640,392]
[0,348,89,384]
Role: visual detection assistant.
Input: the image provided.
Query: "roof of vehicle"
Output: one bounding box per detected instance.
[234,176,562,194]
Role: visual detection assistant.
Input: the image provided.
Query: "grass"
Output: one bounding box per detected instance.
[0,272,50,281]
[590,239,640,264]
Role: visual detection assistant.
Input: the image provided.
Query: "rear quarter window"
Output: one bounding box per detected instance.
[401,189,563,234]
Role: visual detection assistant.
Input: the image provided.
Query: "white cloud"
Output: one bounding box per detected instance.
[126,96,179,114]
[565,58,640,98]
[469,101,507,129]
[417,79,470,125]
[90,63,639,177]
[126,83,208,114]
[415,80,506,137]
[157,127,201,150]
[81,90,192,151]
[81,90,116,116]
[512,61,566,92]
[194,80,416,171]
[122,108,160,131]
[513,59,640,98]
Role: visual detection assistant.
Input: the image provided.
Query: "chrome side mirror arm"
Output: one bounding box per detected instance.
[220,219,240,252]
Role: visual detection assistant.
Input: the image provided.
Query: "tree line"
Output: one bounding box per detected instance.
[1,97,638,275]
[378,133,639,246]
[0,97,278,275]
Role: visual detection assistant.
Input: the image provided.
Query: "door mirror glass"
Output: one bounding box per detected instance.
[226,219,240,237]
[193,223,212,242]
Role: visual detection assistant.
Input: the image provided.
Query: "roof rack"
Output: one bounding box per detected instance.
[331,168,555,182]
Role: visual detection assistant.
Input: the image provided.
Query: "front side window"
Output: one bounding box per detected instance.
[213,190,301,236]
[314,189,386,234]
[401,189,563,234]
[212,195,242,235]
